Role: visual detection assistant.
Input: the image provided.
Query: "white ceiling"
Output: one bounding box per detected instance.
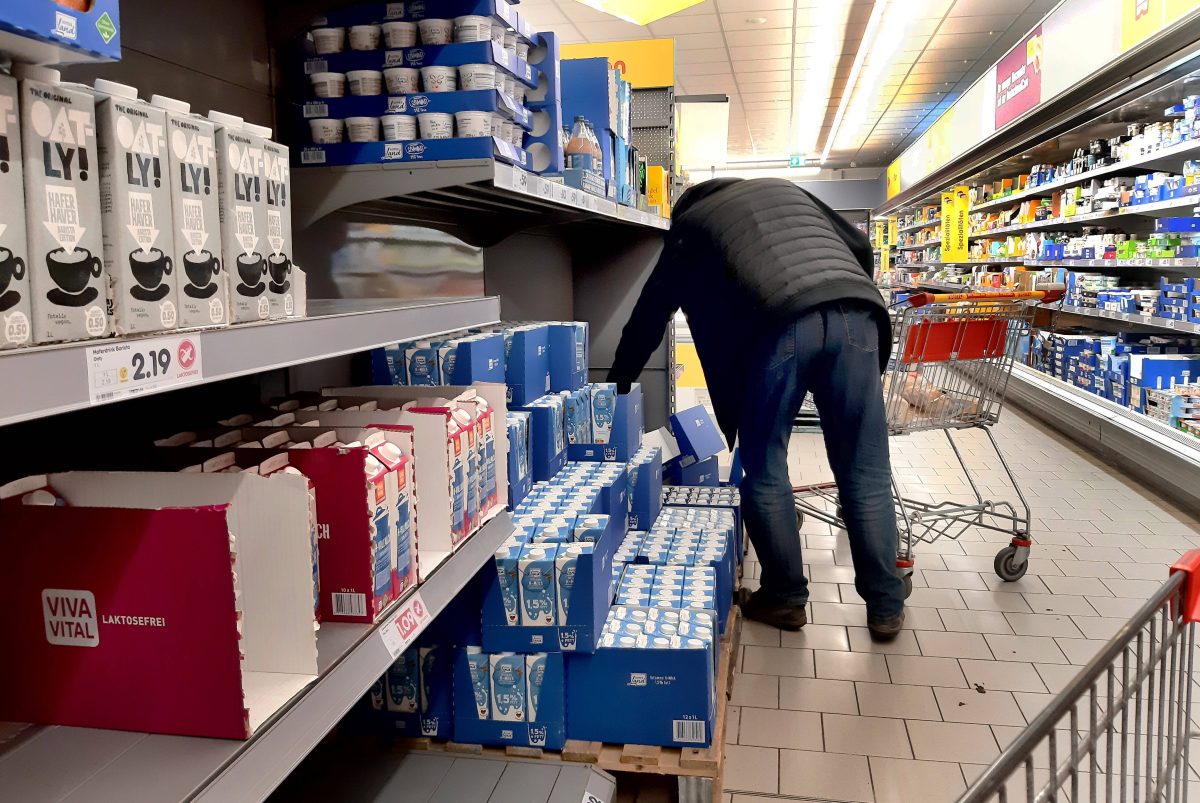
[514,0,1061,167]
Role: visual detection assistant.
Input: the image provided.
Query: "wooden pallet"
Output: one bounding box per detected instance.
[401,608,742,802]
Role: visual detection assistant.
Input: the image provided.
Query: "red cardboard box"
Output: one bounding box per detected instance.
[0,471,317,739]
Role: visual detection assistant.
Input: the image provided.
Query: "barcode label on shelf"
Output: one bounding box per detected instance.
[380,591,431,659]
[301,149,327,165]
[303,103,329,119]
[304,59,329,75]
[672,719,706,744]
[333,592,367,618]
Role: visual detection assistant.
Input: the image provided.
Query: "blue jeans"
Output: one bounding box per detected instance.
[739,302,905,620]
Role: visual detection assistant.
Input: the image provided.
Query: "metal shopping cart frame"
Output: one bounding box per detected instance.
[959,550,1200,803]
[793,287,1065,596]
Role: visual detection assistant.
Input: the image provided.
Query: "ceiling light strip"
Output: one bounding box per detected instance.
[819,0,891,164]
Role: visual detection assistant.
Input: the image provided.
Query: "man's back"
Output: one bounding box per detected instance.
[609,178,891,445]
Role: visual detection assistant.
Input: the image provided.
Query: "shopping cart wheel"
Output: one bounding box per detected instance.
[902,574,913,598]
[994,546,1029,582]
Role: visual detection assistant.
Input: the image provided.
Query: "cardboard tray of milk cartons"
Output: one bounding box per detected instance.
[293,384,509,580]
[0,471,317,740]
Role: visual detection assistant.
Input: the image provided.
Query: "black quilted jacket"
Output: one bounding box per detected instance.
[608,177,892,445]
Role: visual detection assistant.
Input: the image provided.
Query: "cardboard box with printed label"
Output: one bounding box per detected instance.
[209,110,270,323]
[0,73,32,349]
[0,471,317,739]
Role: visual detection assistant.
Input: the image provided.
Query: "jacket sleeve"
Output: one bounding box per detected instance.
[607,237,683,394]
[804,190,875,279]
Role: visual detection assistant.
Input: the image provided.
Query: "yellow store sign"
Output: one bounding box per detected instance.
[941,186,970,263]
[561,38,675,88]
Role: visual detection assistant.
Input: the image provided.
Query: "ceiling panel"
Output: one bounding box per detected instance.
[524,0,1058,163]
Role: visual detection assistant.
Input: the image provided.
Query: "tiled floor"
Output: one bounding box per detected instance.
[720,408,1200,803]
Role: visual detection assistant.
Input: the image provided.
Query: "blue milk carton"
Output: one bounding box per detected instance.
[519,544,558,626]
[495,543,523,625]
[590,383,617,444]
[573,514,608,543]
[406,341,441,386]
[526,653,548,722]
[490,653,526,722]
[385,650,419,714]
[436,340,459,385]
[564,388,592,444]
[464,647,492,720]
[556,543,592,625]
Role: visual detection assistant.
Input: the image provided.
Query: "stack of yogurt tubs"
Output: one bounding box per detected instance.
[306,13,530,148]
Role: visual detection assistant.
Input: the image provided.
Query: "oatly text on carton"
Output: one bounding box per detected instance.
[18,66,107,343]
[92,80,178,335]
[151,94,226,329]
[0,74,32,349]
[257,130,294,319]
[210,110,269,323]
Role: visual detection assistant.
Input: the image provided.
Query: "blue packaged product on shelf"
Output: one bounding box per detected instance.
[590,383,618,444]
[489,652,526,722]
[519,544,558,627]
[299,89,530,132]
[0,0,121,62]
[564,388,592,444]
[495,543,522,626]
[568,384,645,463]
[406,341,441,385]
[385,650,419,714]
[464,647,491,719]
[573,514,608,543]
[566,607,716,748]
[436,341,458,386]
[627,446,664,530]
[453,650,565,749]
[417,644,454,736]
[303,41,537,88]
[505,324,551,406]
[669,405,725,465]
[549,321,589,390]
[556,543,592,625]
[665,455,720,487]
[296,135,529,169]
[518,395,568,481]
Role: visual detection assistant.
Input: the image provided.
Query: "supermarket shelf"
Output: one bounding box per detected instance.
[1025,257,1200,270]
[0,513,515,803]
[292,159,669,239]
[1007,365,1200,509]
[0,297,501,428]
[1056,303,1200,334]
[897,219,941,233]
[969,195,1200,241]
[970,138,1200,213]
[898,240,942,251]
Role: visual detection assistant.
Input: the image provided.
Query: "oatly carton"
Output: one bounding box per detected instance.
[150,94,227,329]
[209,110,269,323]
[0,74,32,349]
[17,66,107,343]
[252,125,294,319]
[91,80,178,335]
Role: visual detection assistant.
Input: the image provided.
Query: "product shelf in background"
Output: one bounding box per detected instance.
[897,219,941,233]
[292,160,670,232]
[0,297,501,428]
[0,513,514,803]
[968,137,1200,214]
[897,240,942,251]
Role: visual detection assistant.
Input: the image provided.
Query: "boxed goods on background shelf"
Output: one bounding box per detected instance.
[292,2,544,169]
[0,1,121,64]
[0,470,318,739]
[454,648,565,749]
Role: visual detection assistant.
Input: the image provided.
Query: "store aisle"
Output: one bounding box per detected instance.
[721,407,1200,803]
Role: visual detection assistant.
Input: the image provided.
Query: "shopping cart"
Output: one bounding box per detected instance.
[793,287,1065,595]
[959,551,1200,802]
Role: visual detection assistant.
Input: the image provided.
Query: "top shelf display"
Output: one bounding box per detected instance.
[0,1,121,65]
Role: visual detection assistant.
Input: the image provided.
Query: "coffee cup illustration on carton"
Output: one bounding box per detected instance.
[235,251,267,295]
[45,246,102,302]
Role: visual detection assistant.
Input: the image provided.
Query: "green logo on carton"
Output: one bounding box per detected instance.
[95,12,116,44]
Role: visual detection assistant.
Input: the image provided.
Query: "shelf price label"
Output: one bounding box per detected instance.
[380,591,431,659]
[85,335,204,405]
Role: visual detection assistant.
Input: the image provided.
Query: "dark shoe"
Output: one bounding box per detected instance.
[867,610,905,641]
[739,588,807,631]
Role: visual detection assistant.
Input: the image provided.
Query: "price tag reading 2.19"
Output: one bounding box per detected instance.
[85,335,205,404]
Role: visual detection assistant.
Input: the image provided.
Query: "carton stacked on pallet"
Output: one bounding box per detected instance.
[364,319,741,749]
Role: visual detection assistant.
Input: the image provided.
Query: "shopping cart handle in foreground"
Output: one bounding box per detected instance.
[905,284,1067,308]
[1170,548,1200,622]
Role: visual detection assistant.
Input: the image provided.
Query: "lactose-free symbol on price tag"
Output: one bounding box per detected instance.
[380,591,431,659]
[85,335,204,405]
[513,168,530,194]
